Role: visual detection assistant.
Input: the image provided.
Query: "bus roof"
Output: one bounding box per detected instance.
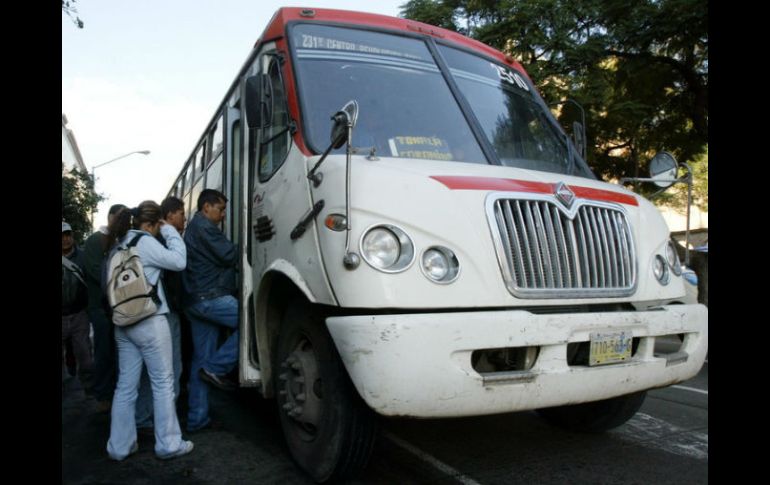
[259,7,529,79]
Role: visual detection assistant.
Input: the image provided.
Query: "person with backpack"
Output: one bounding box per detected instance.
[135,196,187,435]
[62,221,93,394]
[83,203,127,413]
[105,201,193,461]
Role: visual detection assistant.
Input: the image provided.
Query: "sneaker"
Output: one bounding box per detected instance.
[198,368,236,391]
[157,440,194,460]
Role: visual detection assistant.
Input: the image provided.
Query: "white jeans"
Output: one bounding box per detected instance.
[135,311,182,428]
[107,314,186,459]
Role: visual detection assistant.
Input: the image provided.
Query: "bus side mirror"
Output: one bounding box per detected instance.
[245,74,271,129]
[649,151,678,188]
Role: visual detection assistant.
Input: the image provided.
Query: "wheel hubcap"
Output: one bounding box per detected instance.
[278,337,322,439]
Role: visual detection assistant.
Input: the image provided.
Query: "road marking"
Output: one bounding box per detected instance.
[614,413,708,461]
[383,431,482,485]
[672,385,708,395]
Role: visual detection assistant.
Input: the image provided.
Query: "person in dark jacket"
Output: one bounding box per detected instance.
[83,203,127,412]
[182,189,239,433]
[62,221,93,394]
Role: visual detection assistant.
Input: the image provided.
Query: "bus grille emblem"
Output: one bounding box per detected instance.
[554,182,575,208]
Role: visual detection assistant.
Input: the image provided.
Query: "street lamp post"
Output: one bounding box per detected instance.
[90,150,151,227]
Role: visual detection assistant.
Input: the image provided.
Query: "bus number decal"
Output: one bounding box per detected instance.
[491,63,529,91]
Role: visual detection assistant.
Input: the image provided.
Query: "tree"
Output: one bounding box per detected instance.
[400,0,708,190]
[62,163,103,244]
[62,0,84,29]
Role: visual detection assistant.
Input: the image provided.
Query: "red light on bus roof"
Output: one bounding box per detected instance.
[406,22,445,38]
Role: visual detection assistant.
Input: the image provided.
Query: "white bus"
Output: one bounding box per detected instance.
[167,7,708,482]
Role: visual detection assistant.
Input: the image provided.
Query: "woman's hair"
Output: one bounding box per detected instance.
[109,200,162,242]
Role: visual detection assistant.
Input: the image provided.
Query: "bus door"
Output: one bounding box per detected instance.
[245,44,307,393]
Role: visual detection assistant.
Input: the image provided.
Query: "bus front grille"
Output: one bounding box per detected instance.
[488,196,637,298]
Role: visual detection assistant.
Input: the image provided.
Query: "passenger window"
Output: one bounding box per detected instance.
[211,117,224,160]
[206,153,223,192]
[258,57,292,182]
[184,163,193,191]
[196,142,207,179]
[231,119,242,245]
[185,191,193,220]
[190,177,204,219]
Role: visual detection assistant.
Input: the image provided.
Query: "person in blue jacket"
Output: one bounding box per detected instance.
[182,189,239,433]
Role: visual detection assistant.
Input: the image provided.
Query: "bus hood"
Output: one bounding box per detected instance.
[310,155,686,309]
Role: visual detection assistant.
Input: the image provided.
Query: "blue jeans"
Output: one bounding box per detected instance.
[107,314,187,460]
[135,311,182,428]
[184,295,239,432]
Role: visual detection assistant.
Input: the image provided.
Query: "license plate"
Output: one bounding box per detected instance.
[589,331,633,366]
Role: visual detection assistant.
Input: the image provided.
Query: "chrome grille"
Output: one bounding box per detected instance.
[488,196,637,298]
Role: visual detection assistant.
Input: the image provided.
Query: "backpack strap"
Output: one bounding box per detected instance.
[123,232,161,306]
[62,255,86,286]
[127,232,146,248]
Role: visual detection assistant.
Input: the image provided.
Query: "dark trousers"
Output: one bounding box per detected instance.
[88,307,117,402]
[61,310,93,390]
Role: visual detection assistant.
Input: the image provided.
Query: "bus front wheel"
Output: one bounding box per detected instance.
[274,299,378,483]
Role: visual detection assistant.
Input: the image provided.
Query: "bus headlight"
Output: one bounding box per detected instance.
[421,246,460,284]
[666,241,682,276]
[653,255,670,285]
[360,224,414,272]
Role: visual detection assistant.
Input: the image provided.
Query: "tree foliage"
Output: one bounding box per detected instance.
[62,0,84,29]
[400,0,708,200]
[62,163,102,244]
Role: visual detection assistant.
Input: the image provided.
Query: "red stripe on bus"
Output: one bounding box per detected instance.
[429,176,638,206]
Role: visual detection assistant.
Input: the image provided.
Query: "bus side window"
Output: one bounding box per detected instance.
[258,57,291,182]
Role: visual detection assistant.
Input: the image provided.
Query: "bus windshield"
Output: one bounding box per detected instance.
[291,24,487,165]
[291,24,592,177]
[438,45,585,176]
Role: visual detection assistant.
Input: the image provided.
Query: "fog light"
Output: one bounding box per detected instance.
[421,246,460,284]
[666,241,682,276]
[653,255,669,285]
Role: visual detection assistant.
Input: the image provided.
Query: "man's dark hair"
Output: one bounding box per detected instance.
[160,196,185,219]
[108,204,127,216]
[197,189,228,212]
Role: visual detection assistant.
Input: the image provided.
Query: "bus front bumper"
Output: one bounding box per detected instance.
[325,304,708,418]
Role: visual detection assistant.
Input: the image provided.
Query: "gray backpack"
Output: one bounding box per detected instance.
[106,233,160,326]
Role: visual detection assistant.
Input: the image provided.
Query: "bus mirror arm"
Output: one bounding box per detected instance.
[306,101,358,188]
[619,153,694,266]
[304,100,361,269]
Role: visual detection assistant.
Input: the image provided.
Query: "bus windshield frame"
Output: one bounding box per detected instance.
[287,22,594,178]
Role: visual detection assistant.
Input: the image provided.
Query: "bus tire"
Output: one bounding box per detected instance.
[536,391,646,433]
[274,299,378,483]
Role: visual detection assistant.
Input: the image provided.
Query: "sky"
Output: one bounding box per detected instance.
[62,0,408,230]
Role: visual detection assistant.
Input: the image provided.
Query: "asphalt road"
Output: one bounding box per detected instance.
[62,354,708,484]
